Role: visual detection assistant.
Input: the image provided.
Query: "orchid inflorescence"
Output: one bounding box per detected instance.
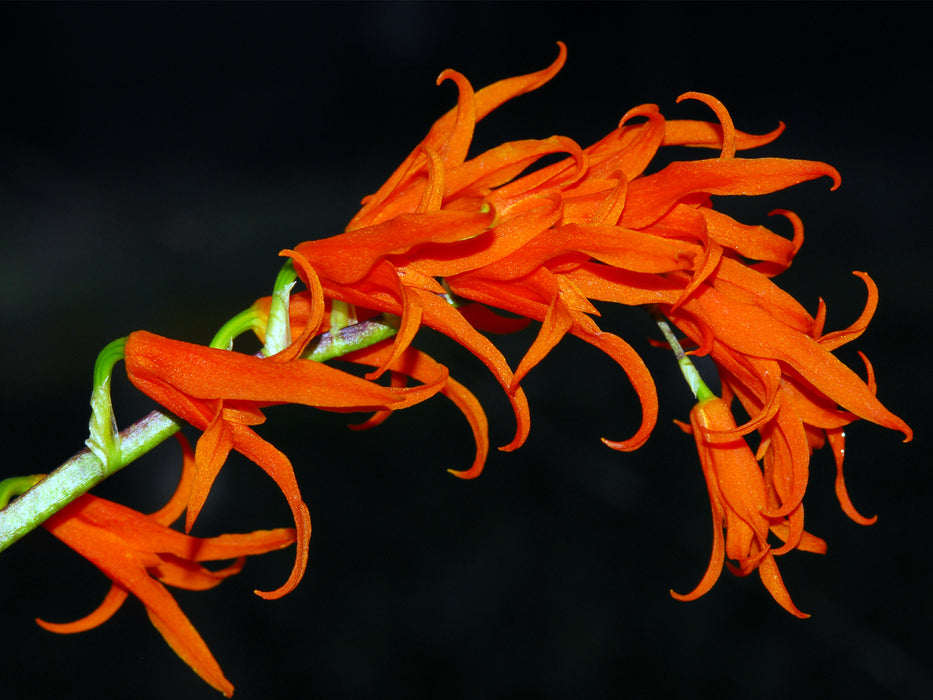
[0,43,911,695]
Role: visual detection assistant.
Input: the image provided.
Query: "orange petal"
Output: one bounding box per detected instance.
[36,584,129,633]
[142,582,235,696]
[585,329,658,452]
[189,408,233,532]
[150,555,246,591]
[817,272,878,351]
[415,288,531,452]
[662,119,784,151]
[677,283,911,439]
[226,425,312,600]
[511,289,573,390]
[125,330,445,411]
[676,92,736,159]
[827,426,877,525]
[148,433,196,526]
[672,428,727,601]
[434,69,476,168]
[295,208,495,284]
[349,42,567,229]
[757,552,809,619]
[620,157,840,229]
[348,342,490,479]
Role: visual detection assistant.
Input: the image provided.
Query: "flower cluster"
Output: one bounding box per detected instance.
[27,42,911,693]
[284,42,911,616]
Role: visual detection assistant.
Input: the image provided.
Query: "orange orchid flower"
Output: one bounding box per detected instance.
[670,396,827,618]
[251,291,489,478]
[38,435,296,696]
[123,328,447,599]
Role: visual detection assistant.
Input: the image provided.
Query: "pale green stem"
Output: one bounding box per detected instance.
[329,299,357,334]
[650,307,714,403]
[211,308,264,350]
[0,409,183,552]
[304,313,400,363]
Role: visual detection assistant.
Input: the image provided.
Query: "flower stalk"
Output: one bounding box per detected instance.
[650,306,714,403]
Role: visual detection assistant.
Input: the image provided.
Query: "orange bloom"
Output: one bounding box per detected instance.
[39,435,295,696]
[670,396,826,618]
[251,291,489,478]
[662,265,910,518]
[123,327,446,598]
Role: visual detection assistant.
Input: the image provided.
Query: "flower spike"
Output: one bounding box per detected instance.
[2,48,913,686]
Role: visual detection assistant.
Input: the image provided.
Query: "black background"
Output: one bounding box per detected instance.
[1,3,930,699]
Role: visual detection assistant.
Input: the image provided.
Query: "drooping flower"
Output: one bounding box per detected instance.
[250,291,489,478]
[38,435,296,696]
[670,396,826,618]
[123,327,447,598]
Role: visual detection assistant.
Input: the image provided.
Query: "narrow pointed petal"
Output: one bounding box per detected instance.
[346,342,490,479]
[758,553,809,619]
[620,158,841,229]
[189,409,234,532]
[827,426,878,525]
[125,331,445,411]
[36,585,129,633]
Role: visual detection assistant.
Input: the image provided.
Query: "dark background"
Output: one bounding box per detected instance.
[1,3,930,699]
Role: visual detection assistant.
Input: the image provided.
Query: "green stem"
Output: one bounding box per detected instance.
[303,313,399,362]
[86,338,126,469]
[211,308,263,350]
[0,409,183,552]
[0,475,45,510]
[650,307,714,403]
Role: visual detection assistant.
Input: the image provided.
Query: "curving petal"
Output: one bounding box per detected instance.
[36,584,129,634]
[620,157,841,229]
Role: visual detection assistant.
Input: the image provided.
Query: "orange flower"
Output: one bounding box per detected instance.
[660,265,911,524]
[251,291,489,478]
[670,396,826,618]
[38,435,295,696]
[123,328,447,598]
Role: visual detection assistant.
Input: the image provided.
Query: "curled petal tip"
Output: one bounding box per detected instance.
[600,434,650,452]
[669,588,695,602]
[553,40,568,62]
[446,465,482,480]
[436,67,464,88]
[252,501,311,600]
